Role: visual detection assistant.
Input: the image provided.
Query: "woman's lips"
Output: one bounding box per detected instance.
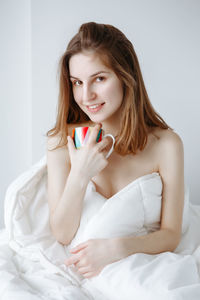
[86,103,105,113]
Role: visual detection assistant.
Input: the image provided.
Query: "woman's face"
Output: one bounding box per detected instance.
[69,51,124,124]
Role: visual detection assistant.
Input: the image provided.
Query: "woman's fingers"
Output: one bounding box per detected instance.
[65,254,79,266]
[77,266,91,275]
[70,242,87,253]
[96,136,114,157]
[96,137,110,153]
[87,124,102,145]
[67,136,76,157]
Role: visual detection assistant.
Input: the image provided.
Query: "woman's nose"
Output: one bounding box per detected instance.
[82,85,96,102]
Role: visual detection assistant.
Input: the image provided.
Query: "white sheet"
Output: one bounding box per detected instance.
[1,156,200,299]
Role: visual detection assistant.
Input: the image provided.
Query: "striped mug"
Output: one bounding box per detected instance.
[72,126,115,158]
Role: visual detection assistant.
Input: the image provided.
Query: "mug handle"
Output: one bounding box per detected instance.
[103,134,115,158]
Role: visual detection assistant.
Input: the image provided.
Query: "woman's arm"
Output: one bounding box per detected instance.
[47,124,110,245]
[114,130,185,256]
[47,134,88,245]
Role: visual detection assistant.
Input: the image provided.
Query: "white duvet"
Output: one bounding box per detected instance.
[1,156,200,299]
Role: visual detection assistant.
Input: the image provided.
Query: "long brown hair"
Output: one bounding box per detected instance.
[47,22,173,154]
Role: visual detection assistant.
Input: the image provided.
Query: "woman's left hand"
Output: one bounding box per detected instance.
[65,238,122,278]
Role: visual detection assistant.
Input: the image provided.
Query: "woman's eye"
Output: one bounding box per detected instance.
[73,80,82,86]
[96,76,105,82]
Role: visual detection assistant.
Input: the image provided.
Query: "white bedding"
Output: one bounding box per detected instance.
[1,156,200,299]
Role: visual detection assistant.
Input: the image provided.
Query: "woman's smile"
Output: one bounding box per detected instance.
[86,102,105,113]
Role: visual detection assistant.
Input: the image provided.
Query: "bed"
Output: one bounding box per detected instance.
[1,156,200,299]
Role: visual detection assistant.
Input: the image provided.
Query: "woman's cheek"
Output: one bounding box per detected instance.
[73,90,81,105]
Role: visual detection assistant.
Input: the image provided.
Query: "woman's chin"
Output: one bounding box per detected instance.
[88,115,107,124]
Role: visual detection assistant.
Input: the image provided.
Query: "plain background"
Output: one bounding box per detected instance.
[0,0,200,229]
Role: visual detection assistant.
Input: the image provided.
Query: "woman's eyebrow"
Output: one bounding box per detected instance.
[69,71,110,80]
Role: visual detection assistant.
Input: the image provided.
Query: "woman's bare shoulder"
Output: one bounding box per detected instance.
[47,133,62,151]
[151,127,184,179]
[152,127,183,148]
[149,128,184,170]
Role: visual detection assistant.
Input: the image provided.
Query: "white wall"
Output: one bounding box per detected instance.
[0,0,200,228]
[0,0,32,228]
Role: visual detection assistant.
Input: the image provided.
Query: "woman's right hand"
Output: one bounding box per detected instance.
[67,124,110,182]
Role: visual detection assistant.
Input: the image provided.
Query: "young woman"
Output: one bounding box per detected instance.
[46,22,184,279]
